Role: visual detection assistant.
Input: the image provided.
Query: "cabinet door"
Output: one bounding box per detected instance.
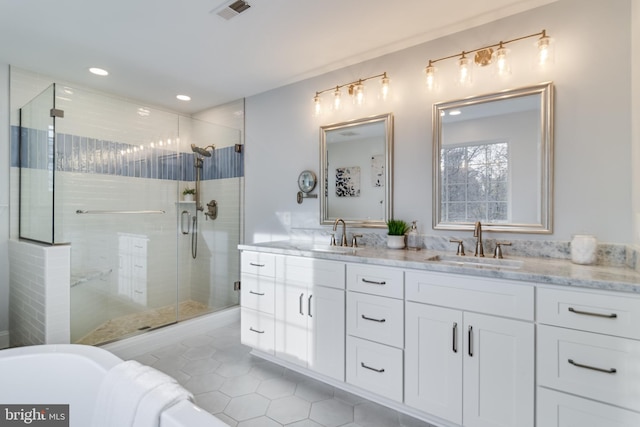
[405,302,462,425]
[275,281,308,367]
[463,313,534,427]
[308,285,345,381]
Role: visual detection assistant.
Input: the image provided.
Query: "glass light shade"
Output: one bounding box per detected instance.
[353,82,365,106]
[457,55,472,85]
[536,34,554,67]
[493,45,511,77]
[380,75,390,101]
[425,64,437,91]
[313,94,322,116]
[333,87,342,110]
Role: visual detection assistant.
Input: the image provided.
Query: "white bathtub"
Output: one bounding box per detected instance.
[0,344,227,427]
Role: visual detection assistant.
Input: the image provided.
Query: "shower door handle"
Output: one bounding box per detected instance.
[181,210,191,235]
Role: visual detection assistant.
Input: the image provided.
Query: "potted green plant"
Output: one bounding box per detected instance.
[386,219,409,249]
[182,187,195,202]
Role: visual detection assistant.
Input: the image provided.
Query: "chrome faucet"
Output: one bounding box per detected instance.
[473,221,484,257]
[333,218,348,246]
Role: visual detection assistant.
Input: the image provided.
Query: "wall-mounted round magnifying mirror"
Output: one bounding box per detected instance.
[298,170,317,193]
[297,170,318,204]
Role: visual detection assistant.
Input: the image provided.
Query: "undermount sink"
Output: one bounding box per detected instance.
[309,245,361,254]
[426,254,524,270]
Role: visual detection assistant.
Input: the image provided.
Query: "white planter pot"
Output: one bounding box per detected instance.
[183,194,194,202]
[387,235,406,249]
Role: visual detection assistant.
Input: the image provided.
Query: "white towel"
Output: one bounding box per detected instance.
[92,360,194,427]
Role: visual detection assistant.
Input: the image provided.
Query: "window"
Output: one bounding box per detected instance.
[440,141,509,223]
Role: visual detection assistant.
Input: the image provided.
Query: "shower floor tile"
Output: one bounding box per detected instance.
[76,300,211,345]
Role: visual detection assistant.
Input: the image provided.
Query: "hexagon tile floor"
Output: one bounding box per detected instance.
[130,322,436,427]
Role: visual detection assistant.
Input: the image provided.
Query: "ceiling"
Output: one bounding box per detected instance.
[0,0,555,114]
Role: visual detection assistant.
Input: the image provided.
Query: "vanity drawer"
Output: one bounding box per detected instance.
[538,324,640,412]
[240,308,275,355]
[405,270,534,320]
[346,336,403,402]
[347,264,403,299]
[537,387,640,427]
[240,274,275,314]
[241,251,276,277]
[537,287,640,340]
[347,292,404,348]
[279,256,345,290]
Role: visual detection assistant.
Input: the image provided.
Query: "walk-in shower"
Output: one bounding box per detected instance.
[17,83,243,345]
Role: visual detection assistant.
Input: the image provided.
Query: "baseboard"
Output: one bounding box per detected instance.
[0,330,9,349]
[102,306,240,360]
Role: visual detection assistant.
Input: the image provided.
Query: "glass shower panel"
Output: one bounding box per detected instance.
[177,117,241,319]
[19,84,55,244]
[53,86,182,345]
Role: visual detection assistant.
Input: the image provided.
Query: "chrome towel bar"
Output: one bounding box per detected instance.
[76,209,165,215]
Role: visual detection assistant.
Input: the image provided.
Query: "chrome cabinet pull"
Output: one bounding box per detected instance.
[360,362,385,373]
[361,278,386,285]
[299,293,304,315]
[249,290,264,296]
[568,307,617,319]
[249,327,264,334]
[361,314,386,323]
[308,295,313,317]
[568,359,617,374]
[249,262,265,267]
[468,326,473,357]
[452,322,458,353]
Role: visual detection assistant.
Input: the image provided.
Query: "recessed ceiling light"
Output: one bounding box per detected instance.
[89,67,109,76]
[176,94,191,101]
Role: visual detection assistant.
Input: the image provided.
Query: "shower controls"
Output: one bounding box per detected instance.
[205,200,218,220]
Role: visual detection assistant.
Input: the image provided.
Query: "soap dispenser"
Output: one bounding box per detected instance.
[406,220,422,251]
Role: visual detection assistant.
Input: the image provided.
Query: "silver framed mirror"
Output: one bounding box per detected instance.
[320,113,393,228]
[433,82,554,233]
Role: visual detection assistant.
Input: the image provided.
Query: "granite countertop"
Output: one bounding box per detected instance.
[239,240,640,294]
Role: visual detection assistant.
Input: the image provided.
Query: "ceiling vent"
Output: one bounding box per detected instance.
[212,0,251,20]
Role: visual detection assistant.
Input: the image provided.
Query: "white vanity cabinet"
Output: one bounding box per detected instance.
[404,271,535,427]
[537,287,640,427]
[274,255,346,381]
[346,264,404,402]
[240,251,276,354]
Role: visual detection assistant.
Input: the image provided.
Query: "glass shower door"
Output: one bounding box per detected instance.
[19,84,55,243]
[51,85,182,345]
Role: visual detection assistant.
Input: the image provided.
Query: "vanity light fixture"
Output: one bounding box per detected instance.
[312,72,390,116]
[424,29,552,91]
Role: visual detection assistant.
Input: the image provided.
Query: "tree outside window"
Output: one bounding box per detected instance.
[441,141,509,223]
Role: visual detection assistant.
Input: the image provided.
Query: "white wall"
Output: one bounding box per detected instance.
[245,0,632,244]
[0,63,9,347]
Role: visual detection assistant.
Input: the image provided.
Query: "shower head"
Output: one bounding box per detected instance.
[191,143,215,157]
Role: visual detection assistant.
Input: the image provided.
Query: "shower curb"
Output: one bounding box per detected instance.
[102,306,240,360]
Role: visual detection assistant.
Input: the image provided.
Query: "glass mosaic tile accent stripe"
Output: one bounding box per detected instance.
[11,126,243,181]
